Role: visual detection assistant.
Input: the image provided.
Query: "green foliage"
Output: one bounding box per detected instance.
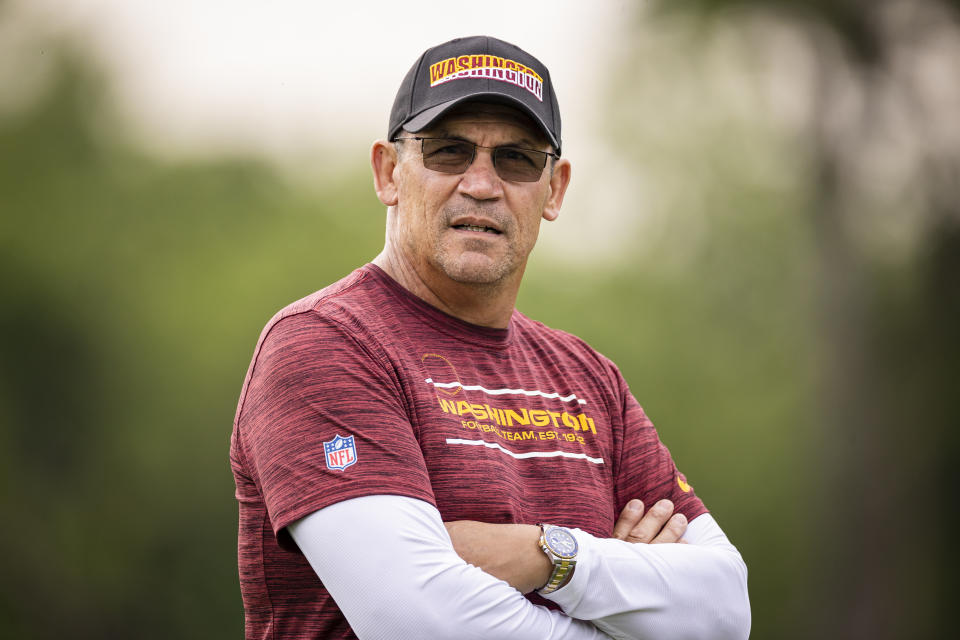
[624,1,960,637]
[0,54,382,638]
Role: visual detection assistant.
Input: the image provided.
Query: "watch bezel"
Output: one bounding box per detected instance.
[543,526,578,559]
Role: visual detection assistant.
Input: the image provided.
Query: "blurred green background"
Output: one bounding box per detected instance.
[2,0,958,638]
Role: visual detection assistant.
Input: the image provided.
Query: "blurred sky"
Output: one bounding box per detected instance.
[4,0,650,258]
[6,0,955,263]
[7,0,631,158]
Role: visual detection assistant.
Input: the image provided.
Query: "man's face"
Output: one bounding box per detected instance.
[390,104,558,288]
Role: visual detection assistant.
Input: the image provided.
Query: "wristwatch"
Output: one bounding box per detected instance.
[537,524,578,594]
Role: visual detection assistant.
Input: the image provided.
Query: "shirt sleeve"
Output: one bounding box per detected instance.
[236,310,436,545]
[612,379,708,524]
[542,514,751,639]
[289,495,612,640]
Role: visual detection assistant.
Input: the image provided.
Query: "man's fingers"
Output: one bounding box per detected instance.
[611,500,644,540]
[625,499,675,543]
[651,512,687,544]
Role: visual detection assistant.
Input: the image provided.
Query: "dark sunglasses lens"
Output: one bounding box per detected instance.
[493,147,546,182]
[421,139,474,173]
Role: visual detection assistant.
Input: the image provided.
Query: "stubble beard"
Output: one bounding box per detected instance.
[431,207,520,286]
[432,241,514,285]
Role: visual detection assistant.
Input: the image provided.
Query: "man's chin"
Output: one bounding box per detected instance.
[438,254,513,286]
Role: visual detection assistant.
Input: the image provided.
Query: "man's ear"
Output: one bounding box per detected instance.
[542,158,571,222]
[371,140,399,206]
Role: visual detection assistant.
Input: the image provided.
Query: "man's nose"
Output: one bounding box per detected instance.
[457,148,503,201]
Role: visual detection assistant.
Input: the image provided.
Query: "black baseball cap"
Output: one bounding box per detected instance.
[388,36,562,155]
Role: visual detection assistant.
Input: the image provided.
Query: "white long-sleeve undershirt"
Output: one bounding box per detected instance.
[289,495,750,640]
[290,495,608,640]
[543,515,751,639]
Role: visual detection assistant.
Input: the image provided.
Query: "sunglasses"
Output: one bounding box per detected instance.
[394,137,559,183]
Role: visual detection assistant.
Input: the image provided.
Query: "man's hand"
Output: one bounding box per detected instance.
[611,499,688,544]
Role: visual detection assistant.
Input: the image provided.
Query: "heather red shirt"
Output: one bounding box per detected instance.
[230,264,706,639]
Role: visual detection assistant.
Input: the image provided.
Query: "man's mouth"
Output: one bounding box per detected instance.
[453,224,501,234]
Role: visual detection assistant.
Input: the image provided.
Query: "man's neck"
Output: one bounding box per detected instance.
[372,251,519,329]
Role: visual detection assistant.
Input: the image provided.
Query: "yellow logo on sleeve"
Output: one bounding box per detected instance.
[677,476,693,493]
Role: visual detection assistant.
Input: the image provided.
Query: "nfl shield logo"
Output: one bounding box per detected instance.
[324,434,358,471]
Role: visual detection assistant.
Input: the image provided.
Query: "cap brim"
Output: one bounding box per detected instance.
[400,92,561,154]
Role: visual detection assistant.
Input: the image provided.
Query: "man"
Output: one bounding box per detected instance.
[231,35,750,639]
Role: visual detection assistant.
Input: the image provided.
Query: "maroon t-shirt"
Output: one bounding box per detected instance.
[230,264,706,639]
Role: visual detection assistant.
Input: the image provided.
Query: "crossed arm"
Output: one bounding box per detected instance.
[289,495,750,639]
[444,497,690,594]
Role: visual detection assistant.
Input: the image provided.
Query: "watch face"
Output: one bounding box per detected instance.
[545,527,578,558]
